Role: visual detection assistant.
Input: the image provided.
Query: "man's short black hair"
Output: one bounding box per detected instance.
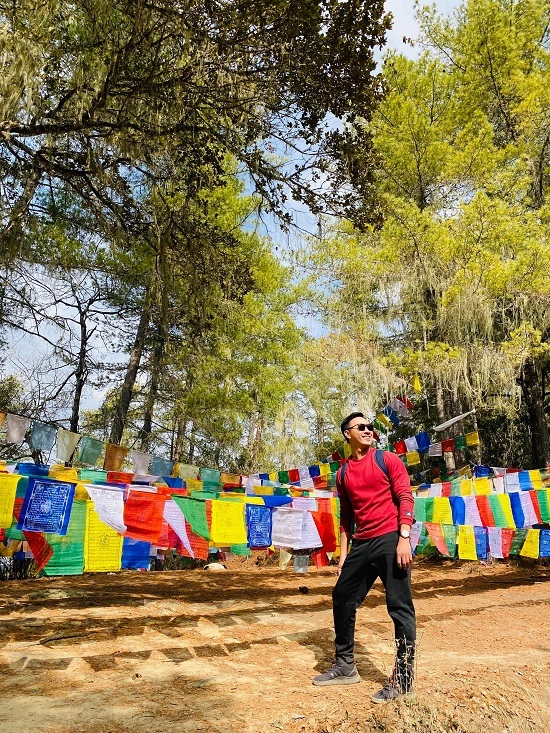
[341,412,365,442]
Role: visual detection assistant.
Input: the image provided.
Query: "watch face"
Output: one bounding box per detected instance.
[400,531,410,539]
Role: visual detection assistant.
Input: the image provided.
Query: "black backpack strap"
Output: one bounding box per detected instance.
[336,460,348,489]
[375,449,389,479]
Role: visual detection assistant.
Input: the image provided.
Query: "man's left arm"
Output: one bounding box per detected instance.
[386,454,415,569]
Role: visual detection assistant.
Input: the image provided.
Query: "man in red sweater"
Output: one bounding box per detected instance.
[312,412,416,702]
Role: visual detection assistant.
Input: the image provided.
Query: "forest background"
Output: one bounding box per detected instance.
[1,0,549,480]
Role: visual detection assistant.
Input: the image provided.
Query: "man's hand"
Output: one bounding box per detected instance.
[336,561,345,577]
[396,537,413,570]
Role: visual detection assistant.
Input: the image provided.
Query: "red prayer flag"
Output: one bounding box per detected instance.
[310,511,337,553]
[12,499,53,573]
[123,491,166,544]
[313,476,328,488]
[501,528,515,558]
[530,491,543,524]
[424,522,451,556]
[441,438,454,453]
[288,468,300,483]
[393,440,406,455]
[396,395,413,409]
[476,495,496,527]
[312,549,329,568]
[440,481,451,497]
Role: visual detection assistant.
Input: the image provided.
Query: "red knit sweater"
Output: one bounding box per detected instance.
[337,449,414,540]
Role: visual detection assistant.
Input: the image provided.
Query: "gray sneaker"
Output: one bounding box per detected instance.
[371,681,411,703]
[312,663,361,686]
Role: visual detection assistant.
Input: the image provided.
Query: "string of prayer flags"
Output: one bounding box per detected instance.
[84,501,123,573]
[5,414,31,444]
[77,436,104,466]
[29,421,57,453]
[17,478,75,535]
[0,474,21,528]
[56,429,81,462]
[246,504,272,548]
[103,443,129,472]
[210,500,247,545]
[123,491,166,544]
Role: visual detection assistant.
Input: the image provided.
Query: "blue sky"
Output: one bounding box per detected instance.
[385,0,460,56]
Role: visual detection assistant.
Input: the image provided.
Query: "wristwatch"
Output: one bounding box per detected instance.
[399,529,411,539]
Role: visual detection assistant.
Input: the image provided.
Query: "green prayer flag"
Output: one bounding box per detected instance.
[509,529,528,555]
[230,543,251,556]
[453,434,467,451]
[278,470,290,484]
[172,496,210,539]
[79,469,107,483]
[413,497,428,523]
[77,436,104,466]
[200,468,220,484]
[442,524,457,557]
[536,490,550,522]
[43,500,86,576]
[488,494,510,528]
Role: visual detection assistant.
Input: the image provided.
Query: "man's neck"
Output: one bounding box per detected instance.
[351,444,374,460]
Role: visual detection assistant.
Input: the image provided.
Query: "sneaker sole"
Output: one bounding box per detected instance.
[371,691,413,704]
[313,674,361,686]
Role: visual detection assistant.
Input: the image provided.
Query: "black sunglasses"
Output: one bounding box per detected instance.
[347,423,374,432]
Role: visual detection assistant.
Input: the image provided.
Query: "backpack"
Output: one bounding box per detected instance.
[336,449,389,489]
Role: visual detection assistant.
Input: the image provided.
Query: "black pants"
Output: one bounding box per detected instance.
[332,531,416,686]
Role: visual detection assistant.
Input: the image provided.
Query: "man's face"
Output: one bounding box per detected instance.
[345,418,375,450]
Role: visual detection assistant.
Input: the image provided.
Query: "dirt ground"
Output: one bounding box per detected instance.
[0,558,548,733]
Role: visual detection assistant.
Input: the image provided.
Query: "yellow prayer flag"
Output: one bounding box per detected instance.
[473,478,491,495]
[84,502,123,573]
[185,479,203,491]
[458,525,478,560]
[410,374,422,393]
[528,470,543,490]
[465,431,480,447]
[376,412,393,429]
[432,497,453,525]
[0,474,20,528]
[244,496,264,505]
[49,465,79,482]
[405,450,420,466]
[343,442,352,458]
[520,529,540,559]
[255,485,273,495]
[74,483,91,501]
[268,472,279,483]
[459,479,473,496]
[319,463,330,477]
[458,465,472,478]
[497,494,516,528]
[210,500,247,545]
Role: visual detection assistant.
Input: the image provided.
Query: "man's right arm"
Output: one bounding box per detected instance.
[338,529,351,575]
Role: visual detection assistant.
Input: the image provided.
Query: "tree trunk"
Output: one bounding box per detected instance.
[140,335,163,452]
[109,292,152,444]
[173,414,188,463]
[521,356,550,467]
[70,306,89,433]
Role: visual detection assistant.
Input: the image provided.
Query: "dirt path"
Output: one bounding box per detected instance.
[0,560,548,733]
